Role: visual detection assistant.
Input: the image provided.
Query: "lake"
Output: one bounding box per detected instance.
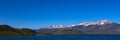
[0,34,120,40]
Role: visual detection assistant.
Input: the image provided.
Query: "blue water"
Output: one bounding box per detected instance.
[0,34,120,40]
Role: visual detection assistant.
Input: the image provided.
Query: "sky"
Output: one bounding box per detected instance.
[0,0,120,29]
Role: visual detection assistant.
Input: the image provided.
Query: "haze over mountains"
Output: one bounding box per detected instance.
[1,20,120,36]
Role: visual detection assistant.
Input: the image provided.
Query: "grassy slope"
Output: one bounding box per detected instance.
[0,31,24,36]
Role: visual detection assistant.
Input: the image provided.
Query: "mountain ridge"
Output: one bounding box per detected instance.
[1,20,120,36]
[36,20,120,34]
[42,20,113,28]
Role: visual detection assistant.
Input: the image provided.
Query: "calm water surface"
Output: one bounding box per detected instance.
[0,34,120,40]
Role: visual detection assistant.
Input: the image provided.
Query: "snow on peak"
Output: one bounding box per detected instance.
[48,25,64,29]
[47,20,112,28]
[98,20,111,25]
[78,20,112,26]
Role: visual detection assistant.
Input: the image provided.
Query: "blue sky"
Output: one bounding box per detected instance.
[0,0,120,29]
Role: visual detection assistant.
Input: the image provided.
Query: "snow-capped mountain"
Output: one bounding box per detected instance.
[78,20,112,26]
[66,20,112,27]
[36,20,120,34]
[71,20,120,34]
[47,25,64,29]
[45,20,113,28]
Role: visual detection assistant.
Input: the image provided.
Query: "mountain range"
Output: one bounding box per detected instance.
[36,20,120,34]
[1,20,120,36]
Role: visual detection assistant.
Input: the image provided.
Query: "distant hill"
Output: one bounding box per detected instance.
[0,25,36,36]
[0,25,17,31]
